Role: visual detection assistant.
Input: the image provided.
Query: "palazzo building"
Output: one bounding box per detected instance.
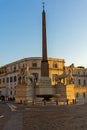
[65,65,87,104]
[0,58,87,104]
[0,57,65,99]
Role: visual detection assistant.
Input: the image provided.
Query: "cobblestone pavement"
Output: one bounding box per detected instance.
[0,102,10,130]
[23,104,87,130]
[0,102,23,130]
[1,103,87,130]
[3,112,23,130]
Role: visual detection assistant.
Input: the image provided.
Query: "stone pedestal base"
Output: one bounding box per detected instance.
[15,84,27,103]
[26,83,35,103]
[66,84,75,101]
[15,83,35,104]
[55,83,67,104]
[36,77,55,96]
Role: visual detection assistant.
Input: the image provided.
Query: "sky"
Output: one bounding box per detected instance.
[0,0,87,67]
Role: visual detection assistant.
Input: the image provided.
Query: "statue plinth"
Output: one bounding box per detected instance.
[26,83,35,102]
[56,83,67,103]
[15,84,27,103]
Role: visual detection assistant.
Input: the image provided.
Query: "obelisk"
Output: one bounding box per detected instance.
[41,2,49,77]
[36,3,54,100]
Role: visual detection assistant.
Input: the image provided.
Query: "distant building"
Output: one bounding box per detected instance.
[73,66,87,104]
[65,65,87,104]
[0,66,7,98]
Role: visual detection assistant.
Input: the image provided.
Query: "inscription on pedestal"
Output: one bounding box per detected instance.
[39,77,51,87]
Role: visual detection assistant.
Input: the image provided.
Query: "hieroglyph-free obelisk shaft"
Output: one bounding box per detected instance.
[41,6,49,77]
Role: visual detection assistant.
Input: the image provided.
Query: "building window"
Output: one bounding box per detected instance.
[78,79,80,85]
[32,63,37,68]
[83,72,85,75]
[53,63,58,68]
[14,76,17,82]
[83,80,86,86]
[83,92,85,98]
[14,66,16,72]
[3,78,5,83]
[0,79,1,84]
[10,77,13,82]
[23,64,25,67]
[78,72,80,75]
[76,93,79,98]
[7,77,9,83]
[10,90,12,95]
[0,91,2,95]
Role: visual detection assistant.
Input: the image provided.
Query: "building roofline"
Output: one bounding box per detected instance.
[0,57,65,67]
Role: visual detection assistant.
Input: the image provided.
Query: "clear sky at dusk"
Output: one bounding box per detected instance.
[0,0,87,67]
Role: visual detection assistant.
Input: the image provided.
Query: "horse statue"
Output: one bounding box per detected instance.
[26,73,36,85]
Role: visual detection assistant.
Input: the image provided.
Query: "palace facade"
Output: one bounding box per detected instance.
[65,65,87,104]
[0,57,65,99]
[0,57,87,104]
